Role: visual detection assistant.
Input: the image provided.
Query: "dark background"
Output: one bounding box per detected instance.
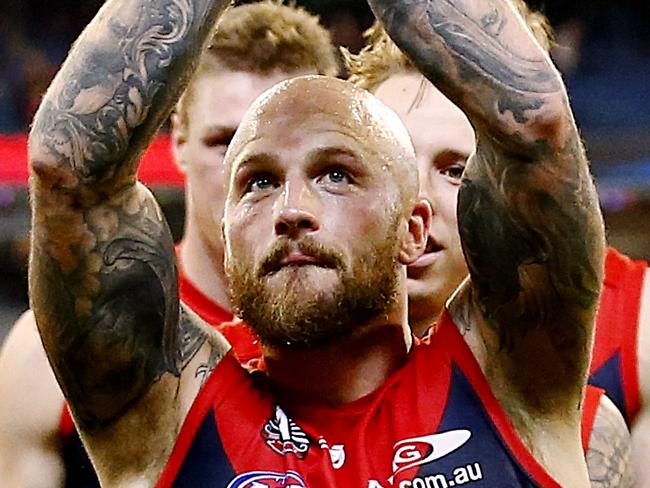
[1,0,649,343]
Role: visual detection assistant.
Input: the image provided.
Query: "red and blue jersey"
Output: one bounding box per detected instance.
[588,247,647,425]
[157,311,566,488]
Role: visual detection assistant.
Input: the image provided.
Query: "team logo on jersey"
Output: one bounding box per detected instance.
[389,429,472,482]
[226,470,307,488]
[262,405,310,458]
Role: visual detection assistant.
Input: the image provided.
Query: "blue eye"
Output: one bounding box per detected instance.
[324,169,350,184]
[441,164,465,181]
[247,174,276,192]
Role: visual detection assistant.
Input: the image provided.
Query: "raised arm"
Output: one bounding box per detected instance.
[28,0,229,482]
[368,0,605,412]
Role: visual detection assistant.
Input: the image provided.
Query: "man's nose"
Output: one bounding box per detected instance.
[274,180,320,237]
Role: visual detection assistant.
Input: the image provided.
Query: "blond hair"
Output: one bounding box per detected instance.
[345,0,552,92]
[177,1,339,127]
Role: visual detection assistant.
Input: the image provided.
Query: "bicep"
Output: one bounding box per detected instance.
[29,183,180,433]
[455,144,604,407]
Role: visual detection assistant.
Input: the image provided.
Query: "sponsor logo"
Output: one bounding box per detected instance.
[369,462,483,488]
[390,429,472,482]
[227,470,307,488]
[318,437,346,469]
[262,405,310,458]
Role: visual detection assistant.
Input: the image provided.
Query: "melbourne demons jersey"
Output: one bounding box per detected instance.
[589,247,647,424]
[157,311,567,488]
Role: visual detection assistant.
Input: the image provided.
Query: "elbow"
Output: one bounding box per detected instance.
[28,130,80,192]
[525,92,578,153]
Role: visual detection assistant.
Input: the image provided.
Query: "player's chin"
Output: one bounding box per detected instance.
[407,276,435,303]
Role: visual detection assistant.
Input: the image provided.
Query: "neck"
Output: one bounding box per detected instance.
[408,300,442,338]
[263,309,412,406]
[179,223,231,313]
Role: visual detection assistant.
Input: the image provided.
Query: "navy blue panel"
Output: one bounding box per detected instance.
[415,366,540,487]
[63,431,100,488]
[588,351,628,425]
[173,408,236,487]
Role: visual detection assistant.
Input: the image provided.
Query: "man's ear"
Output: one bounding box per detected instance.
[171,112,189,174]
[399,199,431,265]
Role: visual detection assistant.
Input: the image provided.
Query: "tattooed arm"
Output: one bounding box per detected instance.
[369,0,604,412]
[28,0,230,483]
[587,395,635,488]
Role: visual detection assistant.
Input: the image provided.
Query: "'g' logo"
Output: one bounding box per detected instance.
[390,430,472,482]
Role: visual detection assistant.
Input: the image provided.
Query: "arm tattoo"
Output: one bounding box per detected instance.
[28,0,229,432]
[195,345,224,388]
[368,0,561,140]
[370,0,604,403]
[31,0,226,189]
[586,396,635,487]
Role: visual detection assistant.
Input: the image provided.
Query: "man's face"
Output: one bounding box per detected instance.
[223,80,416,348]
[375,74,474,330]
[174,69,306,265]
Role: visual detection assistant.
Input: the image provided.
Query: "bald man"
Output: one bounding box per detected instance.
[28,0,603,487]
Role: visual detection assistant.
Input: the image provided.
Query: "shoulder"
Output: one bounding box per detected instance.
[637,265,650,406]
[0,309,65,430]
[0,309,66,487]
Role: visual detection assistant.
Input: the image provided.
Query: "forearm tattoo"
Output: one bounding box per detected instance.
[370,0,604,396]
[28,0,229,432]
[368,0,561,138]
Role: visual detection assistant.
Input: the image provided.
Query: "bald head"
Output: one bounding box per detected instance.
[224,75,418,209]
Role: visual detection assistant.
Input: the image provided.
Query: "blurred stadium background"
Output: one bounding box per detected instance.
[1,0,649,343]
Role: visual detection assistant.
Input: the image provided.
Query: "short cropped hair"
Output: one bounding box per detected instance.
[345,0,552,92]
[177,1,339,127]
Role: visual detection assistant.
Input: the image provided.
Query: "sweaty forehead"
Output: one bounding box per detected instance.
[225,75,416,173]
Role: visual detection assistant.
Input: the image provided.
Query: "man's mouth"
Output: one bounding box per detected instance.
[261,245,340,277]
[279,252,320,267]
[408,236,444,271]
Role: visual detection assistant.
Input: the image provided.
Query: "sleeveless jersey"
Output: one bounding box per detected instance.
[157,311,565,488]
[60,260,236,487]
[588,247,647,425]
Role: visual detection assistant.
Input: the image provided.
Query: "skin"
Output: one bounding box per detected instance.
[375,71,635,488]
[632,271,650,487]
[27,1,603,487]
[0,311,65,488]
